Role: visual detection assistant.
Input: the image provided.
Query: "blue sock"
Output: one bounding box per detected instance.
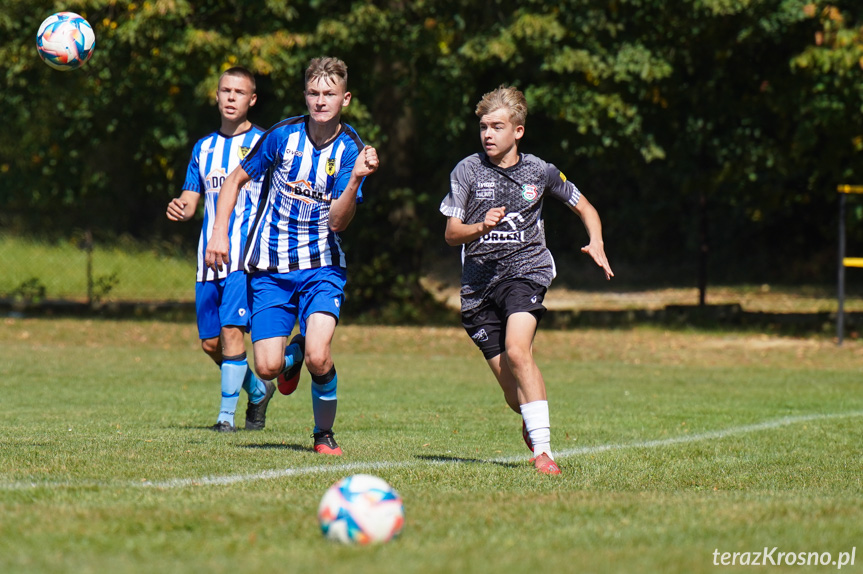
[243,366,268,404]
[218,356,247,425]
[284,342,302,372]
[311,367,337,433]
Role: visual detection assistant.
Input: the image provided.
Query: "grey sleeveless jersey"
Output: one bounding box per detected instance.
[440,153,582,312]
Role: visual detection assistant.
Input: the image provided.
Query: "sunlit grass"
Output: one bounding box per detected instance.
[0,319,861,573]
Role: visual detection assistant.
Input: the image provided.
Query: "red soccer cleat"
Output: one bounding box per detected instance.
[277,334,305,395]
[530,453,561,475]
[312,430,343,456]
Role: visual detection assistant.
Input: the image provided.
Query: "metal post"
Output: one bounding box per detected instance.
[85,229,94,306]
[838,193,846,345]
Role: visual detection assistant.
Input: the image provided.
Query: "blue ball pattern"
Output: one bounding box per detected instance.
[36,12,95,71]
[318,474,405,544]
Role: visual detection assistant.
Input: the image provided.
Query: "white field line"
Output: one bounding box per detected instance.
[3,411,861,491]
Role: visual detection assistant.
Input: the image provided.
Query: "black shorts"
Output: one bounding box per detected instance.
[461,279,547,360]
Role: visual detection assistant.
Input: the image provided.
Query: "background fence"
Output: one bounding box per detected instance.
[0,232,195,305]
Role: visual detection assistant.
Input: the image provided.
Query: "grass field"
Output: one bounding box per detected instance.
[1,318,862,573]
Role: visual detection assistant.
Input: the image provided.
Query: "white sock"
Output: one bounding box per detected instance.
[521,400,553,459]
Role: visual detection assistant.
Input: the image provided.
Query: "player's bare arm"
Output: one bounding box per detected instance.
[166,190,200,222]
[329,145,379,232]
[571,194,614,280]
[204,165,251,271]
[444,206,506,246]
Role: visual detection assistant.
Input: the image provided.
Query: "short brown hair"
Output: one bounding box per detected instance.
[475,85,527,126]
[304,57,348,90]
[221,66,256,92]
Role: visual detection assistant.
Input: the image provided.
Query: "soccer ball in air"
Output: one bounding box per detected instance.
[318,474,405,544]
[36,12,96,71]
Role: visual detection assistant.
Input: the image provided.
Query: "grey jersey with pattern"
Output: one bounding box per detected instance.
[440,152,582,312]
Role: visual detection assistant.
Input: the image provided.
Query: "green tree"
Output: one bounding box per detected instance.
[3,0,863,317]
[440,0,863,298]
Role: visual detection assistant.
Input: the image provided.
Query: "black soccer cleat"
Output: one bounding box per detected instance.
[210,421,236,433]
[245,380,276,431]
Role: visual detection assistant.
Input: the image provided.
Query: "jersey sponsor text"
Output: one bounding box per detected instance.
[479,230,526,243]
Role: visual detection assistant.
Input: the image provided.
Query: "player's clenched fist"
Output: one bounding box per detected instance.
[352,145,379,178]
[482,206,506,232]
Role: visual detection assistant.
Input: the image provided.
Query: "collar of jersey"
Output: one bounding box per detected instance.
[481,152,523,171]
[304,116,345,151]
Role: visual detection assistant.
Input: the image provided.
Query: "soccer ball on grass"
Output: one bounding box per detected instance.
[36,12,95,71]
[318,474,405,544]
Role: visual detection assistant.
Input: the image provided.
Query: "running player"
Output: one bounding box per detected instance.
[439,85,614,474]
[166,66,275,433]
[204,57,379,455]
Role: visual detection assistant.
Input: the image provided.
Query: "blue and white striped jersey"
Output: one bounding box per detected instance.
[182,126,264,282]
[240,116,365,273]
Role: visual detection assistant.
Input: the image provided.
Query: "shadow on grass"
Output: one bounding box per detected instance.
[174,425,237,432]
[415,454,519,469]
[242,443,310,453]
[173,426,313,453]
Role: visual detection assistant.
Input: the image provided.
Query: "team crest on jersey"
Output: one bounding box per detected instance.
[325,158,336,176]
[204,168,228,192]
[238,146,251,160]
[522,184,538,202]
[286,179,331,204]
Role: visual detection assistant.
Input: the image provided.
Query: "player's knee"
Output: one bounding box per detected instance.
[504,345,533,369]
[220,327,245,353]
[201,338,221,360]
[256,368,279,381]
[255,358,282,381]
[305,348,332,378]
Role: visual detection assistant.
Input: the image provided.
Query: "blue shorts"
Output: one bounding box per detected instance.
[195,271,251,340]
[248,266,347,343]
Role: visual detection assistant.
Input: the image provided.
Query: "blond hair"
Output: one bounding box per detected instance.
[304,57,348,90]
[475,85,527,126]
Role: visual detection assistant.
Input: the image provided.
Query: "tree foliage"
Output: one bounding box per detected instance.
[2,0,863,315]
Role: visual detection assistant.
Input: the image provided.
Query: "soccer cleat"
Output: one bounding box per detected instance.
[312,429,343,455]
[210,421,236,433]
[530,453,561,475]
[244,380,276,431]
[522,420,533,452]
[277,334,305,395]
